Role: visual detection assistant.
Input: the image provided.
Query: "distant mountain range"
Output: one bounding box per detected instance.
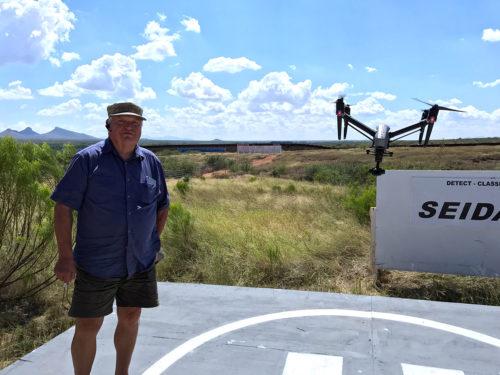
[0,126,192,142]
[0,126,99,141]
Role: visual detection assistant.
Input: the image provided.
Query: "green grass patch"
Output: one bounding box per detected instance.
[344,185,376,224]
[158,177,370,290]
[304,163,375,186]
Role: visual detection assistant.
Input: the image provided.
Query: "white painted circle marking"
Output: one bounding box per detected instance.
[142,309,500,375]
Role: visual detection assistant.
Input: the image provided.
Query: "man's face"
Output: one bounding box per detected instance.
[108,115,142,146]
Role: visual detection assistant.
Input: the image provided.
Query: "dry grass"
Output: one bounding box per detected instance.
[158,176,373,293]
[0,285,74,369]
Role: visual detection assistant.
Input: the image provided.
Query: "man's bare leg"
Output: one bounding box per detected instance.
[72,317,104,375]
[115,306,141,375]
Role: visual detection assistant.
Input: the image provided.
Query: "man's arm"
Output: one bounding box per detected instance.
[156,207,169,236]
[53,202,76,283]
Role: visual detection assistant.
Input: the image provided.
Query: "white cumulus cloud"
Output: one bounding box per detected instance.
[482,28,500,42]
[37,99,82,116]
[0,0,76,65]
[38,53,156,101]
[365,66,377,73]
[82,102,108,121]
[0,80,33,100]
[368,91,397,101]
[181,16,201,33]
[168,72,232,101]
[313,83,351,100]
[473,79,500,88]
[203,57,261,74]
[351,97,385,114]
[347,63,354,70]
[347,91,396,101]
[132,21,180,61]
[375,109,422,129]
[232,72,311,113]
[49,56,61,67]
[157,12,167,22]
[61,51,80,62]
[432,98,463,107]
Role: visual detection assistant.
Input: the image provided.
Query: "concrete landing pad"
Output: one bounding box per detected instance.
[2,283,500,375]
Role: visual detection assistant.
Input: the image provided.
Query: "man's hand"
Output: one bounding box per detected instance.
[54,256,76,283]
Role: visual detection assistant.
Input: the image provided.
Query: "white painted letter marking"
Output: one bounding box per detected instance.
[282,352,343,375]
[402,363,464,375]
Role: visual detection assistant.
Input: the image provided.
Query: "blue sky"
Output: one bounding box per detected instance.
[0,0,499,140]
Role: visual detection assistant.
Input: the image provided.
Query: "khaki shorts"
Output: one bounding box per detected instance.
[69,266,159,318]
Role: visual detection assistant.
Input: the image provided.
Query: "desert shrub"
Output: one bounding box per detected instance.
[230,159,253,173]
[206,155,234,171]
[248,176,257,182]
[305,163,373,186]
[271,165,286,177]
[271,185,282,193]
[240,160,253,173]
[161,156,199,178]
[344,184,376,224]
[158,203,197,279]
[175,178,190,196]
[56,143,77,168]
[0,138,66,302]
[284,183,297,194]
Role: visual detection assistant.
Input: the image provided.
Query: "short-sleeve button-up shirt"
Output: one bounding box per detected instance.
[50,138,169,279]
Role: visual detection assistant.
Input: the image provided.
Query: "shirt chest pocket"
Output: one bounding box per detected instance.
[140,178,159,205]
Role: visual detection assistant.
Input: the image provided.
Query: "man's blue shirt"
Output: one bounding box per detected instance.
[50,138,169,279]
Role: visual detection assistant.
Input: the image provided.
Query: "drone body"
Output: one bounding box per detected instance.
[335,97,465,175]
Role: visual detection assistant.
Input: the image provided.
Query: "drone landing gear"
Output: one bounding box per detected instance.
[369,166,385,176]
[370,160,385,176]
[368,148,390,176]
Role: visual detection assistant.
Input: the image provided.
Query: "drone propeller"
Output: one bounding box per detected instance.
[412,98,466,113]
[412,98,434,106]
[413,98,466,145]
[435,105,465,113]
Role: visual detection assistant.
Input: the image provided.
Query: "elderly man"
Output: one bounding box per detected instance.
[51,102,169,375]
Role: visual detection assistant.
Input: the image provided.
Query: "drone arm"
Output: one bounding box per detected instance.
[343,114,376,137]
[389,120,427,139]
[390,128,422,143]
[345,120,376,141]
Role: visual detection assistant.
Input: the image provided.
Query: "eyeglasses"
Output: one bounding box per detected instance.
[114,121,143,129]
